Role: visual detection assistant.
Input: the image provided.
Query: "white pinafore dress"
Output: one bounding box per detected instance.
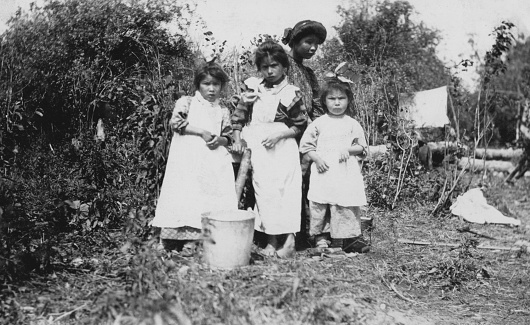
[241,82,302,235]
[308,115,368,207]
[152,94,237,231]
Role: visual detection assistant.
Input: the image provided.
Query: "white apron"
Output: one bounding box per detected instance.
[152,95,237,229]
[308,116,367,207]
[242,86,302,235]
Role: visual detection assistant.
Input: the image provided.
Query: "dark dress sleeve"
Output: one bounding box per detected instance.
[220,106,233,145]
[305,67,325,120]
[275,88,308,136]
[169,96,192,134]
[230,96,250,132]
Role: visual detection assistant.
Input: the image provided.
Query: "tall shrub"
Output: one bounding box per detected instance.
[0,0,194,280]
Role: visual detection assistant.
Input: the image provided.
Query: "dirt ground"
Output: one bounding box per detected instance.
[4,171,529,325]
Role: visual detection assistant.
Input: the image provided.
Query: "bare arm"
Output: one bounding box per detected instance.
[182,125,213,142]
[306,150,329,173]
[347,143,367,158]
[231,130,245,154]
[261,128,297,149]
[183,125,228,149]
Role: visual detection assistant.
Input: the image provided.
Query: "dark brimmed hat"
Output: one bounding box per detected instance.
[281,20,327,47]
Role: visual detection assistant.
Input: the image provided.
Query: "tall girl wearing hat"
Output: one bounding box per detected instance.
[282,20,327,248]
[152,62,237,253]
[299,79,370,253]
[282,20,327,122]
[232,40,308,258]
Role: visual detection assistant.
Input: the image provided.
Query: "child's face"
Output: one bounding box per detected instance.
[259,57,286,85]
[199,74,222,102]
[292,35,320,60]
[325,89,348,116]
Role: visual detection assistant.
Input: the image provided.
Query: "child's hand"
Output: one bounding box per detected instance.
[241,91,259,104]
[231,140,246,154]
[201,131,214,143]
[339,150,350,162]
[314,157,329,173]
[261,133,281,149]
[206,135,222,150]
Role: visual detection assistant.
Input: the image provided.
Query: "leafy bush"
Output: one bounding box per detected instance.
[0,0,195,281]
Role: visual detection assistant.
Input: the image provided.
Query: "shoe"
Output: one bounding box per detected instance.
[342,236,370,254]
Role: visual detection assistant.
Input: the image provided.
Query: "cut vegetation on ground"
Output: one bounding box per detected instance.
[3,175,528,325]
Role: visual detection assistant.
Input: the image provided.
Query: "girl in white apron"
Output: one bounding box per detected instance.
[232,41,308,258]
[152,63,237,254]
[299,79,370,254]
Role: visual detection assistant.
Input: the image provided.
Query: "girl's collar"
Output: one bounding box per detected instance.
[195,91,220,106]
[261,75,286,88]
[326,112,347,118]
[259,76,289,94]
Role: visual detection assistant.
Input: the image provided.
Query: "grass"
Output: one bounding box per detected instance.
[2,172,529,325]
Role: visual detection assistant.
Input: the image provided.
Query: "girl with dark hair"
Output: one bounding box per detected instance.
[282,20,327,121]
[282,20,327,249]
[152,62,237,254]
[299,79,370,254]
[232,40,308,258]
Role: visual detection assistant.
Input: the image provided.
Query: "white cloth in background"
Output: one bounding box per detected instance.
[450,188,521,226]
[399,86,450,127]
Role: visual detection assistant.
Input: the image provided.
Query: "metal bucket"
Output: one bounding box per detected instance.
[201,210,256,269]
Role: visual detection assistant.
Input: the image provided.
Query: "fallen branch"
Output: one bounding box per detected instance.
[389,282,420,304]
[398,239,527,252]
[52,302,89,323]
[456,226,496,240]
[377,268,421,304]
[398,239,459,248]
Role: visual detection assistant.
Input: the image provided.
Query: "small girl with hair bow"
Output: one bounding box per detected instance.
[299,75,370,254]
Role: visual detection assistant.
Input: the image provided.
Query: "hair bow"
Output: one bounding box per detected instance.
[324,62,360,84]
[281,28,293,45]
[202,49,218,64]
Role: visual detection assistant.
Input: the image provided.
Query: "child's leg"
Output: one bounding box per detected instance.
[330,205,369,253]
[262,235,280,256]
[329,205,361,239]
[309,201,331,247]
[276,233,296,258]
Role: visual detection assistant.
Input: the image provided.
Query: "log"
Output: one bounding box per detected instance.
[367,145,389,160]
[474,148,523,161]
[426,143,523,161]
[458,157,515,172]
[234,148,252,201]
[427,141,468,154]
